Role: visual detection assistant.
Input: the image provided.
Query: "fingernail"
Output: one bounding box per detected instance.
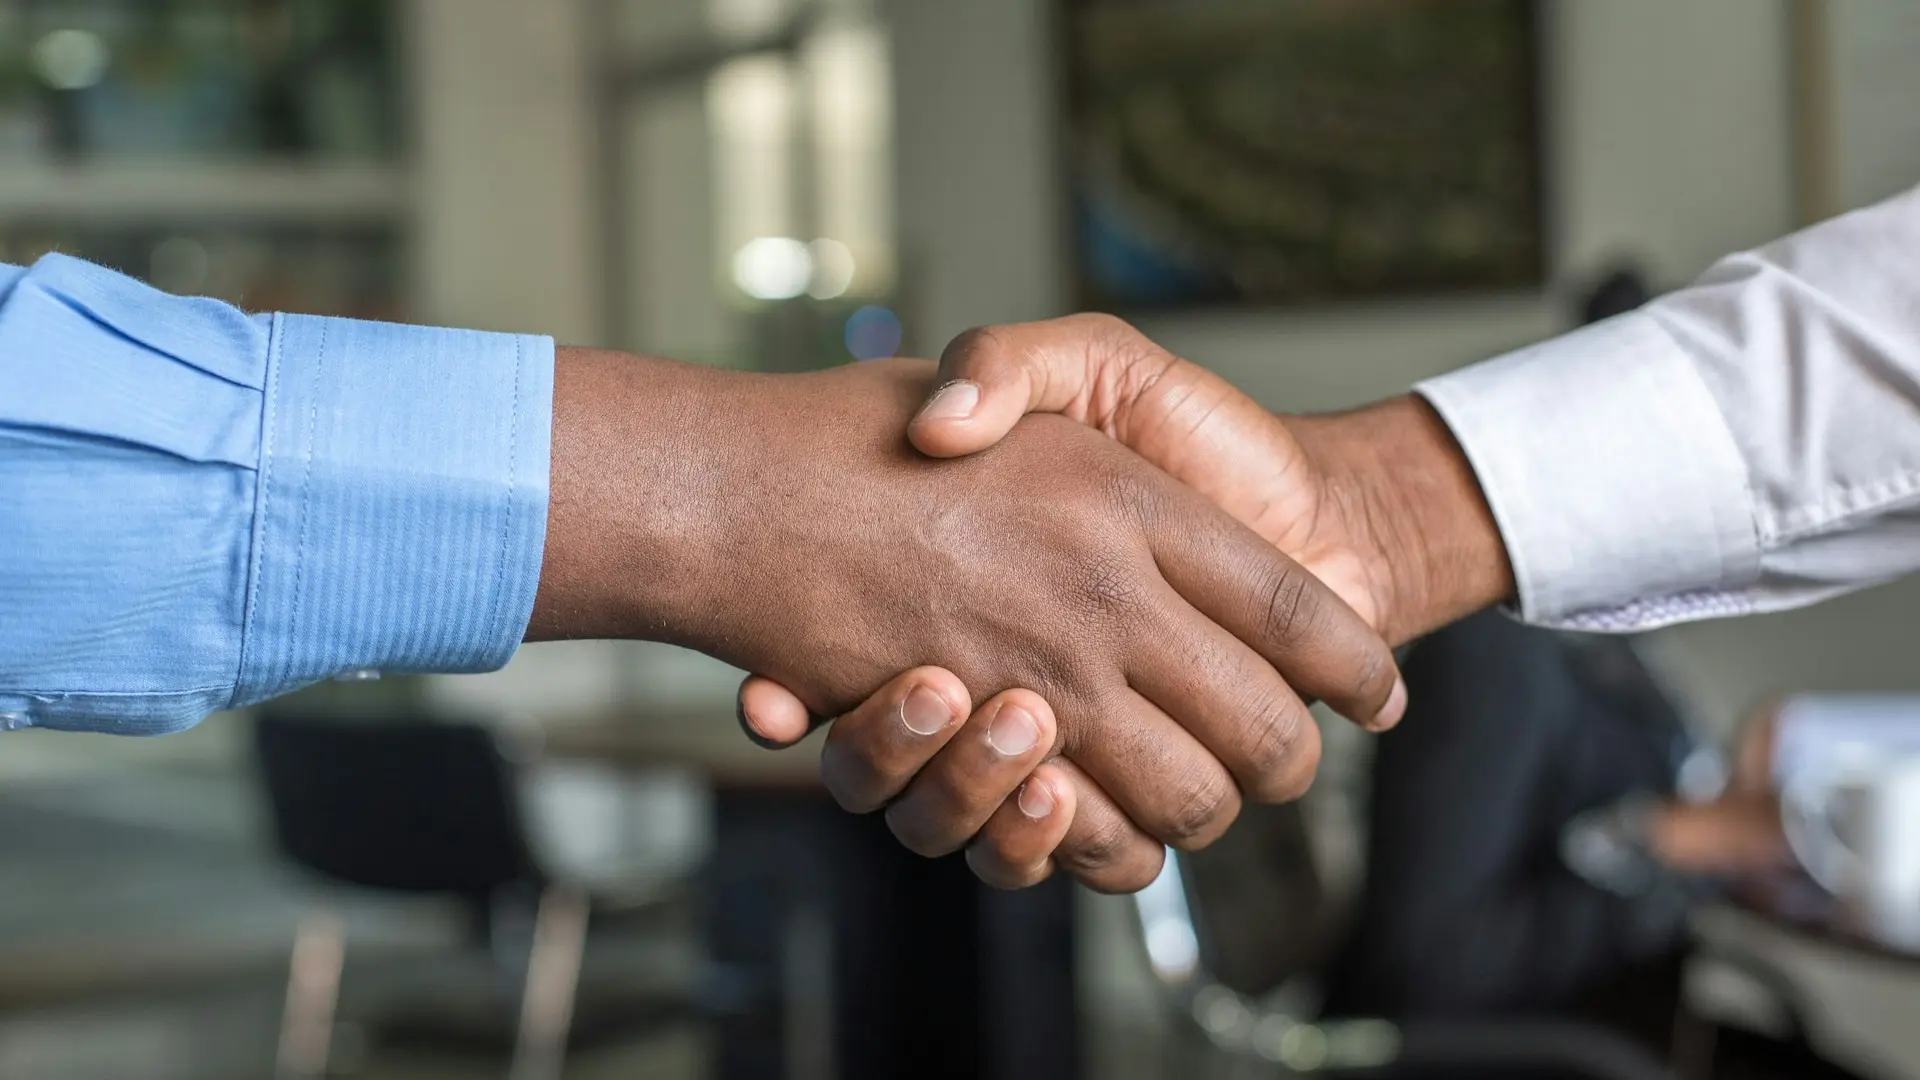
[901,686,952,736]
[1372,677,1408,730]
[918,380,980,422]
[737,698,784,750]
[1018,778,1056,820]
[987,704,1040,756]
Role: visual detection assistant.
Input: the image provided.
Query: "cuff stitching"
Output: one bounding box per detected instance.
[233,315,284,707]
[281,318,329,682]
[491,335,524,645]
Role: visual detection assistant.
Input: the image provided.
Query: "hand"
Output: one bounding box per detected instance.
[529,347,1404,891]
[1646,701,1790,878]
[737,315,1512,888]
[1648,795,1789,877]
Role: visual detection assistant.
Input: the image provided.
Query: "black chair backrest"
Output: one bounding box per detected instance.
[253,710,539,898]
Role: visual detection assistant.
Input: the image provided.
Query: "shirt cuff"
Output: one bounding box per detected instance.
[1414,312,1760,630]
[234,314,553,707]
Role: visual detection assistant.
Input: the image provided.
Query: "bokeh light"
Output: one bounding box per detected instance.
[732,237,813,300]
[844,305,903,361]
[808,238,856,300]
[32,30,110,92]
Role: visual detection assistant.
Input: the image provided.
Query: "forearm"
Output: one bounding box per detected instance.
[527,346,723,645]
[1291,395,1514,645]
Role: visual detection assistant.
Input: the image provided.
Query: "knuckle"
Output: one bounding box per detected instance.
[1096,456,1163,521]
[1087,850,1165,895]
[1158,771,1240,850]
[941,324,1012,372]
[1237,696,1308,799]
[1074,311,1144,353]
[1059,813,1134,875]
[1250,715,1321,804]
[1260,566,1325,650]
[1354,640,1395,703]
[1077,552,1146,619]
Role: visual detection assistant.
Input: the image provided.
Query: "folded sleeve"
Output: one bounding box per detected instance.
[0,254,553,735]
[1417,183,1920,632]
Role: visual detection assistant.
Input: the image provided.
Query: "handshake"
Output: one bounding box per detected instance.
[529,314,1515,893]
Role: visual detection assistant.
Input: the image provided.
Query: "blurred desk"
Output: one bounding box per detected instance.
[537,708,1080,1080]
[1688,886,1920,1080]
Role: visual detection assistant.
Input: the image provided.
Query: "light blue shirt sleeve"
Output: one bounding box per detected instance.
[0,254,553,735]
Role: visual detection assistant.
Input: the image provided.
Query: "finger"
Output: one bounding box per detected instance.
[1141,483,1405,731]
[1045,758,1168,893]
[910,313,1166,458]
[737,675,823,749]
[965,762,1077,890]
[886,689,1059,857]
[1061,688,1243,852]
[816,668,971,813]
[1129,582,1325,804]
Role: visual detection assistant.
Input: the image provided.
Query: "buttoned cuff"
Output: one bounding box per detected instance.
[233,314,554,707]
[1415,312,1760,631]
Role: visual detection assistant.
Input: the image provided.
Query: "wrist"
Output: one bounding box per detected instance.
[1291,394,1514,644]
[528,347,743,646]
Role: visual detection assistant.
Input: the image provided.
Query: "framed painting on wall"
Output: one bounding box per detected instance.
[1059,0,1547,311]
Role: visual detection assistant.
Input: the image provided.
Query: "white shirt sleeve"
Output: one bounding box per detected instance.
[1416,183,1920,632]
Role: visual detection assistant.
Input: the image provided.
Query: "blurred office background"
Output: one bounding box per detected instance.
[6,1,1920,1078]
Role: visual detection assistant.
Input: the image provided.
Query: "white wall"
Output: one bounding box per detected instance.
[410,0,600,342]
[1829,2,1920,211]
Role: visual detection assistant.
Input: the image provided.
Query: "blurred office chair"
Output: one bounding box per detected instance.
[1131,803,1675,1080]
[254,710,697,1080]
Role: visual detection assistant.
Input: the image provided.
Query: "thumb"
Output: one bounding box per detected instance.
[910,314,1149,458]
[736,674,823,749]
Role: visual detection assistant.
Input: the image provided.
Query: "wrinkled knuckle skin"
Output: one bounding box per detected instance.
[1077,311,1144,353]
[1261,567,1323,650]
[1238,697,1308,802]
[1351,638,1394,712]
[1058,813,1134,876]
[1249,717,1320,805]
[1087,853,1165,895]
[1159,774,1239,851]
[1095,457,1164,524]
[1078,553,1145,620]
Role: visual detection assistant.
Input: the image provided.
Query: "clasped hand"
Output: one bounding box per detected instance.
[723,316,1430,892]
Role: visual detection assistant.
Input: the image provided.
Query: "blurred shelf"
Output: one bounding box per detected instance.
[0,161,409,224]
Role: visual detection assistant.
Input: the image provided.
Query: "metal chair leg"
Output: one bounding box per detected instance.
[508,885,591,1080]
[276,910,347,1080]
